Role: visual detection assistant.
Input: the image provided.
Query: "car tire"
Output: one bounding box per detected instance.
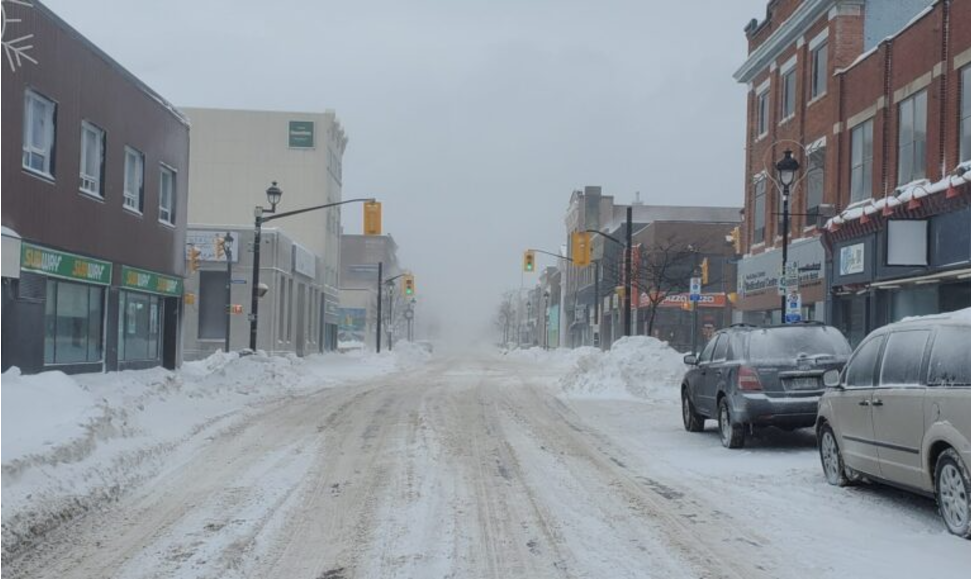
[935,448,971,539]
[682,388,705,433]
[717,397,745,449]
[818,424,850,487]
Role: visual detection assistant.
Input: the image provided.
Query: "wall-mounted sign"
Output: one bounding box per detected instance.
[292,243,317,278]
[737,238,825,298]
[186,230,239,263]
[654,292,728,309]
[887,220,928,266]
[121,266,183,297]
[839,243,865,276]
[21,242,112,285]
[288,120,315,149]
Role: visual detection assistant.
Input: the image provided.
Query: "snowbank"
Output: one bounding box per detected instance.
[1,348,423,558]
[559,336,687,402]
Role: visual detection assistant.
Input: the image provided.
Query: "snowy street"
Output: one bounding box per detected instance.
[5,349,969,579]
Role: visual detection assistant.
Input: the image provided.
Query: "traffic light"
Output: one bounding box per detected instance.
[701,257,710,285]
[214,236,225,260]
[728,226,742,254]
[402,274,416,297]
[523,250,536,273]
[363,201,382,236]
[187,245,201,273]
[571,232,592,267]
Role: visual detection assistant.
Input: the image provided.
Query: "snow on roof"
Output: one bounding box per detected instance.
[824,161,970,230]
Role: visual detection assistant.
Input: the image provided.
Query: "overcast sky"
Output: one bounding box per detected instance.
[46,0,766,343]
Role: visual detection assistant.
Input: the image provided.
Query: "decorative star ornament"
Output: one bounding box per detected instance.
[3,0,37,72]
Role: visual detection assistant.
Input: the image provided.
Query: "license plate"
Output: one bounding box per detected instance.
[787,377,820,390]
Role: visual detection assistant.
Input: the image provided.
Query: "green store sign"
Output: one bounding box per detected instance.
[288,120,315,148]
[21,242,112,285]
[121,266,183,297]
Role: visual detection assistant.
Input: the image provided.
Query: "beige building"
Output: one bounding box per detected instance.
[183,107,348,353]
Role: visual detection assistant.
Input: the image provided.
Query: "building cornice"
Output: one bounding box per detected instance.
[734,0,860,84]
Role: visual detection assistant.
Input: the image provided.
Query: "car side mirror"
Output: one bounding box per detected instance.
[823,369,842,389]
[684,354,698,366]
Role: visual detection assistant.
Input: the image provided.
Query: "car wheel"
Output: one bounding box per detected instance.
[818,424,849,487]
[935,448,971,539]
[682,388,704,433]
[717,397,745,449]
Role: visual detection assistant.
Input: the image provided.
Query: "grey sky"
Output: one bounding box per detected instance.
[46,0,766,342]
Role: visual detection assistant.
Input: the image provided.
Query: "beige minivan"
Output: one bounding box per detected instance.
[815,309,971,538]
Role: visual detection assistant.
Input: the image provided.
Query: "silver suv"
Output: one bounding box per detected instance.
[816,311,971,538]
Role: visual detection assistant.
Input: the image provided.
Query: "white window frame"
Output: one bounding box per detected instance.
[753,176,768,244]
[756,86,770,138]
[780,58,797,122]
[158,164,176,225]
[22,89,57,178]
[79,121,105,197]
[897,89,927,186]
[123,146,145,213]
[960,66,971,162]
[810,39,828,102]
[850,119,874,203]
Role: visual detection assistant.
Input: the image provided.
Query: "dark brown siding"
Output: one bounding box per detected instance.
[1,1,189,280]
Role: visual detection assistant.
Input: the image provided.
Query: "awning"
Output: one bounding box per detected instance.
[2,228,22,279]
[869,267,971,289]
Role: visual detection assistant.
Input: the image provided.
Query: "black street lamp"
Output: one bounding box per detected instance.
[248,181,376,351]
[775,149,801,321]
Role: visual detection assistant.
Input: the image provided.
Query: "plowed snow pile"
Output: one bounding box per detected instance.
[559,336,686,401]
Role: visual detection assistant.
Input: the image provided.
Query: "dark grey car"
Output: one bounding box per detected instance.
[681,323,852,448]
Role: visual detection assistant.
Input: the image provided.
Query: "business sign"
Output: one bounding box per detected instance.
[185,230,239,263]
[737,238,825,298]
[689,277,702,302]
[121,266,183,297]
[21,242,112,285]
[785,292,802,323]
[292,243,317,278]
[839,243,865,276]
[655,292,728,309]
[288,120,316,149]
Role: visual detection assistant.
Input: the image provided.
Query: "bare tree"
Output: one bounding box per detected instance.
[494,291,517,345]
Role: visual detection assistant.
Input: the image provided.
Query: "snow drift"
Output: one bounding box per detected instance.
[559,336,687,401]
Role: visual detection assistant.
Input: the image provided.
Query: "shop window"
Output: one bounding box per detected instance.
[198,271,227,340]
[118,291,161,361]
[890,286,938,323]
[44,280,104,365]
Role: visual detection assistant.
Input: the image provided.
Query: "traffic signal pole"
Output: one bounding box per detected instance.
[376,261,383,353]
[224,232,234,354]
[624,206,633,337]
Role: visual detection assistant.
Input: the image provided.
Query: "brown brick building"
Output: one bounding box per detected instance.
[733,0,971,338]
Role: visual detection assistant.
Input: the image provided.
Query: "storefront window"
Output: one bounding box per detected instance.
[118,291,161,361]
[890,286,938,323]
[44,280,104,365]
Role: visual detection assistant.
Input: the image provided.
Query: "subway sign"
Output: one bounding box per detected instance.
[21,242,112,285]
[121,266,183,296]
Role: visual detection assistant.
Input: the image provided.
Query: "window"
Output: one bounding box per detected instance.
[713,334,730,361]
[810,42,828,100]
[756,88,770,137]
[844,335,884,388]
[897,90,927,185]
[781,67,796,120]
[198,271,227,340]
[880,330,930,386]
[850,119,874,202]
[698,336,718,362]
[927,328,971,386]
[806,146,825,227]
[22,89,57,177]
[79,121,105,196]
[960,66,971,162]
[286,277,294,342]
[124,147,145,212]
[118,291,161,361]
[44,280,104,365]
[753,178,767,243]
[159,166,176,225]
[278,275,288,341]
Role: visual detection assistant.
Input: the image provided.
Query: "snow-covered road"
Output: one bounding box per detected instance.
[6,352,970,578]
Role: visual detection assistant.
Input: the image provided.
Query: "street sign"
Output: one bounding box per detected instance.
[785,292,802,323]
[228,304,244,314]
[689,277,702,302]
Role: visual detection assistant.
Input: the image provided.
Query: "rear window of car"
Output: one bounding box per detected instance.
[746,326,852,361]
[927,327,971,387]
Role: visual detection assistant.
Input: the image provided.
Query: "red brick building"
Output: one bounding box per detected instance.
[733,0,971,339]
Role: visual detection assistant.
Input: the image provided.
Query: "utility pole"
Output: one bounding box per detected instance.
[224,232,234,354]
[376,261,383,353]
[593,259,601,348]
[249,208,264,351]
[387,282,395,351]
[624,205,633,337]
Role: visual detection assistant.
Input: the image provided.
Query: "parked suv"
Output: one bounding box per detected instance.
[816,310,971,539]
[681,322,852,449]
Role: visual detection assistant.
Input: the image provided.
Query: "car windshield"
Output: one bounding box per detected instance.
[746,326,852,361]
